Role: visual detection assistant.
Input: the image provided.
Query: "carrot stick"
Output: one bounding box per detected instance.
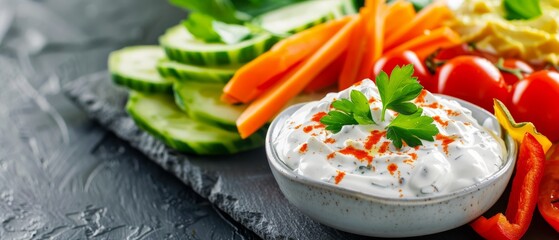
[338,0,387,90]
[357,0,386,80]
[413,39,461,60]
[221,17,352,104]
[303,52,345,93]
[222,60,304,104]
[384,27,461,60]
[383,1,452,51]
[384,0,415,36]
[221,93,241,104]
[256,60,303,90]
[237,16,359,138]
[338,11,368,90]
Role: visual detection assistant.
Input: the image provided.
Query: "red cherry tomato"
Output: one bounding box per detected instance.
[434,44,472,61]
[509,70,559,142]
[436,56,509,111]
[498,59,534,86]
[373,51,435,92]
[538,158,559,232]
[434,44,498,63]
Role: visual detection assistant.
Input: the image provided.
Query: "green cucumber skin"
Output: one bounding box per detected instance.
[157,61,236,84]
[126,92,264,155]
[128,110,197,154]
[173,82,240,132]
[160,0,351,67]
[111,73,172,93]
[342,0,357,15]
[285,6,346,34]
[173,92,236,132]
[288,15,330,34]
[161,35,277,66]
[109,46,172,93]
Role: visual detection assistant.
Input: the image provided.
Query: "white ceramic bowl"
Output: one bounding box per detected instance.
[265,96,517,237]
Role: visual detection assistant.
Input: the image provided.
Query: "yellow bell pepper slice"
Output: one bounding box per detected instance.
[494,99,552,153]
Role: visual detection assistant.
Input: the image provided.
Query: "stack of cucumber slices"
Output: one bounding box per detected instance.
[108,0,353,155]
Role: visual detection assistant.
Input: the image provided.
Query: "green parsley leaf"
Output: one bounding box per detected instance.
[320,90,375,133]
[503,0,542,20]
[170,0,307,24]
[376,64,423,121]
[386,108,439,149]
[182,13,221,42]
[321,64,439,149]
[171,0,242,24]
[182,12,252,44]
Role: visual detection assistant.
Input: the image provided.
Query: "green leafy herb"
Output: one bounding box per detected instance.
[386,108,439,148]
[182,13,252,44]
[503,0,542,20]
[170,0,306,24]
[182,13,221,42]
[321,64,438,148]
[320,90,375,133]
[376,64,424,121]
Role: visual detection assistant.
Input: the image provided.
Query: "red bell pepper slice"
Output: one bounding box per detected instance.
[538,158,559,232]
[470,133,545,240]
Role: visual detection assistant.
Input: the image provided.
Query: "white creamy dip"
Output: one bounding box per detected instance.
[274,79,506,198]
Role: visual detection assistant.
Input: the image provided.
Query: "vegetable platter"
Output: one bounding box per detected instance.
[99,0,559,238]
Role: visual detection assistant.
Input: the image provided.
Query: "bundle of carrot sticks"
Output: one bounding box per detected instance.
[222,0,461,138]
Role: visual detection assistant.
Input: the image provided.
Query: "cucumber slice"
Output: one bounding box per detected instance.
[157,59,238,84]
[254,0,347,35]
[108,46,172,93]
[173,81,245,131]
[159,25,277,66]
[126,92,264,155]
[341,0,358,15]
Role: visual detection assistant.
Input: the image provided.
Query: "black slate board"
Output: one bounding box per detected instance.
[61,54,498,240]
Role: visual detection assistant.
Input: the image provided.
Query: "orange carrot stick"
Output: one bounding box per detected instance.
[357,0,386,80]
[384,0,415,36]
[303,52,345,93]
[338,11,368,90]
[222,17,351,104]
[237,16,360,138]
[222,60,305,105]
[384,27,461,60]
[383,1,452,51]
[413,39,461,60]
[338,0,387,90]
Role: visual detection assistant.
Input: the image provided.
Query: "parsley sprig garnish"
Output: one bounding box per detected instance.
[320,64,439,148]
[320,90,375,133]
[387,108,438,148]
[377,64,423,121]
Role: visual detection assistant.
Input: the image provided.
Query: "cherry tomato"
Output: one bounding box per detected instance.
[509,70,559,142]
[434,44,498,63]
[434,44,472,61]
[373,51,435,92]
[436,56,509,111]
[498,59,534,86]
[538,158,559,232]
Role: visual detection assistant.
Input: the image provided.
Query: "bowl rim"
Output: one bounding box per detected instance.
[266,95,517,204]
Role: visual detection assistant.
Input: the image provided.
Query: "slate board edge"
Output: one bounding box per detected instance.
[63,74,283,240]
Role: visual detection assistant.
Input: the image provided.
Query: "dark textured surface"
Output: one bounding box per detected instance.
[2,0,557,239]
[0,0,258,239]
